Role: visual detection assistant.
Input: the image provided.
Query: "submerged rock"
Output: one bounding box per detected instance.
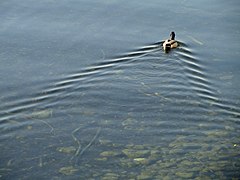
[95,157,107,161]
[99,139,112,145]
[175,172,193,178]
[57,146,76,154]
[29,109,52,119]
[137,170,156,180]
[137,174,152,180]
[176,172,193,179]
[100,151,121,157]
[102,172,119,180]
[122,118,138,126]
[122,149,150,159]
[59,166,78,175]
[133,158,150,165]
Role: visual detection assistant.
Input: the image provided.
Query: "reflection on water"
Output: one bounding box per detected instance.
[1,0,240,179]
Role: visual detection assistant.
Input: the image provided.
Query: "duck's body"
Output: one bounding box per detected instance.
[163,32,178,52]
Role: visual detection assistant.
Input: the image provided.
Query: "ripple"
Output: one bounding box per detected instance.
[1,39,239,124]
[0,43,162,122]
[176,42,240,119]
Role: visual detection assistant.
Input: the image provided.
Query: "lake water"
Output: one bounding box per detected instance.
[0,0,240,179]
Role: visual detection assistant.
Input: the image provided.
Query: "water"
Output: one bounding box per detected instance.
[1,0,240,179]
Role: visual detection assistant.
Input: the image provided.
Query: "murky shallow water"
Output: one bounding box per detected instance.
[1,0,240,179]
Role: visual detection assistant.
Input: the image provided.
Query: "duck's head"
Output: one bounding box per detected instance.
[170,32,175,40]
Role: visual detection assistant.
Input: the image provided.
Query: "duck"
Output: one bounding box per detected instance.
[163,32,178,52]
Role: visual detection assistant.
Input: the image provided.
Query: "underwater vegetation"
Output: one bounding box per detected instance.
[54,117,239,179]
[1,108,239,179]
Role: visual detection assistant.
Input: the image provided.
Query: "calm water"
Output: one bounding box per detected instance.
[1,0,240,179]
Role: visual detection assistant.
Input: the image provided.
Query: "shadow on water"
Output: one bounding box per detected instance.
[1,39,240,179]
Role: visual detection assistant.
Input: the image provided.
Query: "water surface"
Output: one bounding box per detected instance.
[0,0,240,179]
